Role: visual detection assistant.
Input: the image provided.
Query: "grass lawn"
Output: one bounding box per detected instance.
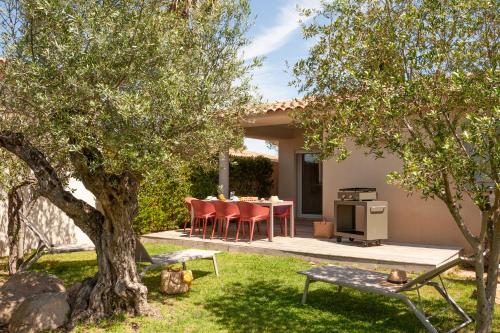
[1,243,498,333]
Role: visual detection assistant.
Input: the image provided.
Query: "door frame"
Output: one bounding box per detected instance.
[296,150,323,219]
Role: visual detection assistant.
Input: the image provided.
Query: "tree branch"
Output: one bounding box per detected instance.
[0,131,103,242]
[441,171,480,247]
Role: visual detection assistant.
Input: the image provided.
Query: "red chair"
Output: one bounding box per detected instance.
[211,201,240,240]
[190,199,216,239]
[235,201,269,243]
[183,197,196,232]
[273,199,293,236]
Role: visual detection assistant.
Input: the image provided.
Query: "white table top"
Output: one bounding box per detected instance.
[203,199,293,206]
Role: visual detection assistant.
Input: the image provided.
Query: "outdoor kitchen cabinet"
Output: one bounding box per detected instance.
[334,200,388,246]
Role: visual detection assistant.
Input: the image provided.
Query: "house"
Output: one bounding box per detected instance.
[1,98,480,256]
[217,98,480,250]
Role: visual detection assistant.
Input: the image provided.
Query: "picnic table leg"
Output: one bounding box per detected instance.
[182,262,187,270]
[290,202,295,237]
[301,277,311,305]
[269,205,274,242]
[212,255,219,277]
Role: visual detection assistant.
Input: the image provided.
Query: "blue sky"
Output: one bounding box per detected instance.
[242,0,320,155]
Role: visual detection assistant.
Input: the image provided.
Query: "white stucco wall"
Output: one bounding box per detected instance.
[0,179,94,257]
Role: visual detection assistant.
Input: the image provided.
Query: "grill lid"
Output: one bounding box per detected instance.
[339,187,376,192]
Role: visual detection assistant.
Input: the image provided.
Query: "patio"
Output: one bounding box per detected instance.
[142,220,462,272]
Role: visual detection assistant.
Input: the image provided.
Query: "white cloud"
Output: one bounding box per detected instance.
[242,0,321,61]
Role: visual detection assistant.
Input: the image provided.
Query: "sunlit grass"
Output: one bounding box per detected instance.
[1,243,498,332]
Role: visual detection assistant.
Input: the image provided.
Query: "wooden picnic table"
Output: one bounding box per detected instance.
[196,199,294,242]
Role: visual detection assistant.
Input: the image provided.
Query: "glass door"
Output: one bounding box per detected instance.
[297,153,323,217]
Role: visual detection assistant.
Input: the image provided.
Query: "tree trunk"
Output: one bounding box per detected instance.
[475,218,500,333]
[70,176,148,323]
[7,182,30,275]
[7,186,21,275]
[69,213,148,324]
[440,175,499,333]
[0,132,148,324]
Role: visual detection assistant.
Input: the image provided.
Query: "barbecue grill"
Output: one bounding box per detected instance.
[338,187,377,201]
[334,188,388,246]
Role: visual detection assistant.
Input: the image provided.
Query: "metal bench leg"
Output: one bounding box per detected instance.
[212,255,219,277]
[427,282,473,333]
[139,263,160,278]
[399,295,438,333]
[302,277,311,305]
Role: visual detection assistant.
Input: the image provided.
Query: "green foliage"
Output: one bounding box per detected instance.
[293,2,499,329]
[190,166,219,199]
[0,0,257,183]
[230,156,274,198]
[190,155,274,199]
[293,0,498,224]
[134,168,191,235]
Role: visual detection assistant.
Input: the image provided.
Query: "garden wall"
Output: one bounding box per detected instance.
[0,180,93,257]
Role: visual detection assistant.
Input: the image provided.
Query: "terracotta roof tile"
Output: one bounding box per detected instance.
[256,98,312,114]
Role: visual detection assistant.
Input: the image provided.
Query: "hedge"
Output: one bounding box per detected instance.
[135,155,275,235]
[134,168,191,235]
[190,155,274,199]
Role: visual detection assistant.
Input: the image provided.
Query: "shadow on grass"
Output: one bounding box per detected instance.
[31,259,98,286]
[201,279,435,333]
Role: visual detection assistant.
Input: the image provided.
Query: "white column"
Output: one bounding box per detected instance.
[218,150,230,197]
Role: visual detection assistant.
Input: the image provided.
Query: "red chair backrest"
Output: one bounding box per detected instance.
[191,199,216,217]
[273,198,293,215]
[236,201,269,219]
[184,197,195,211]
[213,200,240,218]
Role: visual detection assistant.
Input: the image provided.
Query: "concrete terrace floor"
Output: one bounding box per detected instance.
[142,221,462,272]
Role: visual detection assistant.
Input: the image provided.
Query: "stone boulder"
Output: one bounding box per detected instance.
[0,271,65,297]
[0,294,25,327]
[8,292,70,333]
[0,272,65,326]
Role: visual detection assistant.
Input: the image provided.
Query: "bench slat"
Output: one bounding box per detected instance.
[299,265,405,293]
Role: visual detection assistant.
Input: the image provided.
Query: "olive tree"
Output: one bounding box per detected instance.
[0,0,256,324]
[0,153,35,275]
[292,1,498,332]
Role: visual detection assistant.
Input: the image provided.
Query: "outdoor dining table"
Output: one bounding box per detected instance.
[195,199,295,242]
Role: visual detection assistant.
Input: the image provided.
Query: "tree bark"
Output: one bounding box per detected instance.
[69,147,148,324]
[7,180,33,275]
[0,132,148,324]
[7,184,22,275]
[476,217,499,333]
[440,174,498,333]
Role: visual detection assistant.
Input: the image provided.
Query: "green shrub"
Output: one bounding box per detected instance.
[134,168,191,235]
[190,155,274,199]
[135,155,275,234]
[190,166,218,199]
[230,156,274,198]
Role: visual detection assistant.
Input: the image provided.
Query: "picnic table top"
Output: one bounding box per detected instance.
[299,265,408,293]
[151,249,219,265]
[203,199,293,206]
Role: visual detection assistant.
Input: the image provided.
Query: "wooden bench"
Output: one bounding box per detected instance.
[137,246,220,277]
